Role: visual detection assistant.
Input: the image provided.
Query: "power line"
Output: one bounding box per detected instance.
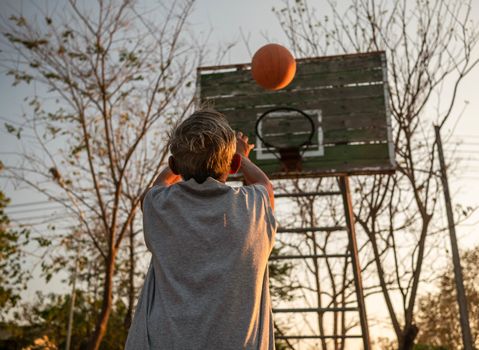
[10,213,75,222]
[8,200,60,208]
[448,142,479,146]
[0,115,26,127]
[454,135,479,139]
[444,150,479,153]
[457,219,479,227]
[6,205,65,215]
[456,167,479,171]
[455,158,479,162]
[445,145,479,148]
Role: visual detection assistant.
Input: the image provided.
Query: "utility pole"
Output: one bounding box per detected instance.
[66,246,80,350]
[434,125,473,350]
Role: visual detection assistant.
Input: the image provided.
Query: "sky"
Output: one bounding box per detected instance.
[1,0,478,347]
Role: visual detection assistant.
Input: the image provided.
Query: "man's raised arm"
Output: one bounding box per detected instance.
[236,131,274,211]
[140,165,182,210]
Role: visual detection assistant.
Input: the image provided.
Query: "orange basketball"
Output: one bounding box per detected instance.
[251,43,296,91]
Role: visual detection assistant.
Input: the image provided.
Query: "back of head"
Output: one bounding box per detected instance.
[169,109,236,183]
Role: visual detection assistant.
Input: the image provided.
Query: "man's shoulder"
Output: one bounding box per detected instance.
[236,183,267,194]
[240,184,271,204]
[142,183,176,209]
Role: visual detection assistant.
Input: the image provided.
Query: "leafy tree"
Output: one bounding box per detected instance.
[0,176,31,316]
[1,3,300,349]
[1,291,128,350]
[1,0,201,348]
[415,247,479,349]
[274,0,479,348]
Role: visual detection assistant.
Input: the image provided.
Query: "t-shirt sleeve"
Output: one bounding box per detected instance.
[141,185,167,249]
[141,184,165,211]
[251,184,277,249]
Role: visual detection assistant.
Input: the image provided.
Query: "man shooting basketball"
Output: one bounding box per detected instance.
[125,109,277,349]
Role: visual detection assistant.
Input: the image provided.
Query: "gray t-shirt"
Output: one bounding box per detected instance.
[125,177,277,350]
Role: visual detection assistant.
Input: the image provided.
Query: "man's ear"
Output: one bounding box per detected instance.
[168,156,180,175]
[229,153,242,174]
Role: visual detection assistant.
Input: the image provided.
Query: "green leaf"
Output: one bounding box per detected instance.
[9,15,27,27]
[35,237,52,248]
[4,123,22,139]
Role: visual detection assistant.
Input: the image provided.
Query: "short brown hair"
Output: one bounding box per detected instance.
[169,109,236,182]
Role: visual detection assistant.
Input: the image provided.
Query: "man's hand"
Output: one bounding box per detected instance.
[235,131,274,211]
[236,131,254,158]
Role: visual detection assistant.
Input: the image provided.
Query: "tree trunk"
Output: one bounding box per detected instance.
[88,249,116,350]
[398,324,419,350]
[124,222,135,330]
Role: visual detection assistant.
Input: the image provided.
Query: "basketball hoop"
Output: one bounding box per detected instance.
[255,107,315,172]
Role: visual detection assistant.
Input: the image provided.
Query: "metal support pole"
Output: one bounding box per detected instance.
[338,176,371,350]
[434,125,473,350]
[65,248,80,350]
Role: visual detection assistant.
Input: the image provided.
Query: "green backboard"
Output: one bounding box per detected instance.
[197,51,395,179]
